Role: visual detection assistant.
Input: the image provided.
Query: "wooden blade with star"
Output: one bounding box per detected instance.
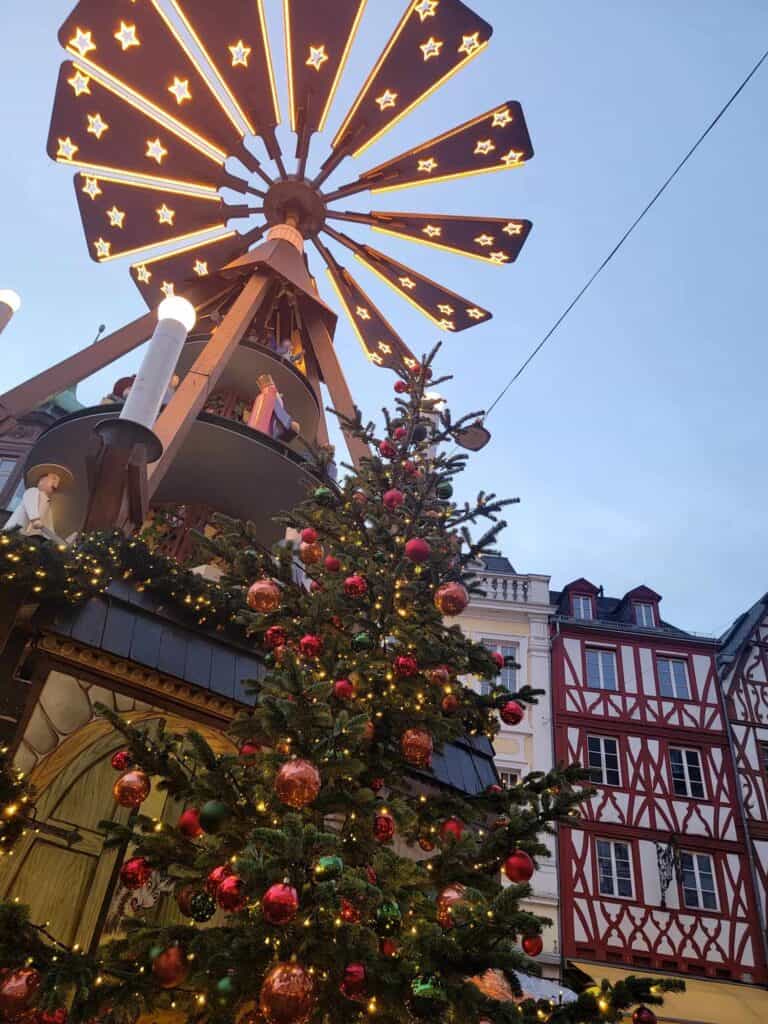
[324,227,491,332]
[48,62,248,193]
[284,0,367,162]
[315,239,418,372]
[167,0,282,160]
[74,173,255,264]
[330,211,532,265]
[322,0,492,174]
[329,100,533,199]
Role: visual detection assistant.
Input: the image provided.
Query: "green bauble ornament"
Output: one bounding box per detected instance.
[216,976,236,999]
[436,481,453,500]
[314,486,334,504]
[199,799,231,834]
[375,900,402,935]
[148,944,165,962]
[353,632,373,651]
[410,976,447,1019]
[189,892,216,923]
[314,855,344,881]
[373,550,388,564]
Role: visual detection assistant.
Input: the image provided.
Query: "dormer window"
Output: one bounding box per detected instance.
[572,595,593,620]
[634,602,655,627]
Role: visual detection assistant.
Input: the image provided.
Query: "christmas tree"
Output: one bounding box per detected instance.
[0,354,681,1024]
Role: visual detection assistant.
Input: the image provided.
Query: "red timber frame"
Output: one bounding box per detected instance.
[552,616,768,984]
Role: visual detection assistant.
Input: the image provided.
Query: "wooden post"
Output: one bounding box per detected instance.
[148,273,271,497]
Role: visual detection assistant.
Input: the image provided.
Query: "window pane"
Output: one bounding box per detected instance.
[670,749,687,796]
[600,651,617,690]
[672,660,690,699]
[586,649,601,687]
[658,659,674,697]
[686,751,705,798]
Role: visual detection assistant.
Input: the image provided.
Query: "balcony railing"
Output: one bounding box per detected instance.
[472,571,551,607]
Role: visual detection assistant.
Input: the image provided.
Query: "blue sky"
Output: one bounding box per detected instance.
[0,1,766,636]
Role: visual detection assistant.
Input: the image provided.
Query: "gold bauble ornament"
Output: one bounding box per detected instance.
[113,769,151,809]
[247,579,281,613]
[298,541,324,565]
[259,963,316,1024]
[275,759,321,809]
[400,728,433,768]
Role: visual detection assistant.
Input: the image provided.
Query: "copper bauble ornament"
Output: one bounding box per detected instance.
[436,884,467,930]
[340,964,367,1002]
[500,700,525,726]
[404,538,431,563]
[383,488,404,510]
[440,817,464,842]
[259,963,316,1024]
[113,769,150,809]
[521,934,543,957]
[175,884,197,917]
[418,836,435,852]
[110,750,132,772]
[441,693,459,714]
[632,1008,657,1024]
[380,937,399,958]
[275,759,321,809]
[340,898,361,924]
[324,555,341,572]
[299,541,323,565]
[119,856,152,891]
[262,883,299,925]
[298,634,323,658]
[300,527,318,544]
[265,626,288,649]
[504,850,535,884]
[394,654,418,678]
[344,574,368,598]
[178,807,203,838]
[427,665,452,686]
[206,863,233,896]
[362,720,375,743]
[36,1009,67,1024]
[247,580,281,613]
[373,813,395,844]
[434,581,469,616]
[401,728,433,768]
[0,969,40,1018]
[152,946,188,989]
[217,874,248,912]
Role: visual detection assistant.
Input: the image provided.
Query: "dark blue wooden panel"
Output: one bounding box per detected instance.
[70,598,107,648]
[210,646,236,699]
[129,615,163,668]
[101,603,137,658]
[156,625,188,678]
[234,655,262,705]
[183,634,213,690]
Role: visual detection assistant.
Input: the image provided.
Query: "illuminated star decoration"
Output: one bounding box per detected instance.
[501,149,524,167]
[146,138,168,164]
[69,29,96,57]
[161,281,176,298]
[378,341,392,354]
[157,204,176,225]
[57,137,78,161]
[467,307,485,320]
[423,224,442,238]
[458,32,482,57]
[86,113,109,139]
[418,157,438,174]
[489,251,510,265]
[229,40,252,67]
[474,138,495,156]
[414,0,439,21]
[356,306,371,320]
[168,77,191,104]
[306,45,329,71]
[68,70,91,96]
[136,264,152,284]
[504,222,523,236]
[376,89,398,112]
[420,37,443,61]
[94,237,111,259]
[475,234,495,247]
[438,304,454,315]
[399,276,416,290]
[437,319,455,331]
[114,22,140,51]
[492,107,513,128]
[82,176,102,200]
[371,352,383,365]
[193,260,209,277]
[106,205,125,228]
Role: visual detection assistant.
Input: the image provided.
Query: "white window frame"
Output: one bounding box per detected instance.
[499,768,520,789]
[680,851,719,911]
[495,755,527,792]
[480,637,521,698]
[596,839,634,899]
[587,735,621,786]
[586,646,618,691]
[634,602,655,627]
[657,656,691,700]
[669,747,706,799]
[572,594,593,620]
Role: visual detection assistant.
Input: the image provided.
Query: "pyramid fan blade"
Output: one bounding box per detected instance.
[285,0,367,161]
[129,230,252,307]
[167,0,281,160]
[74,173,253,264]
[367,211,532,264]
[325,0,492,168]
[59,0,247,160]
[348,100,533,194]
[48,63,248,193]
[318,245,418,372]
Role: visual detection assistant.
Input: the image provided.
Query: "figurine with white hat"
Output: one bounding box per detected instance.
[3,463,74,543]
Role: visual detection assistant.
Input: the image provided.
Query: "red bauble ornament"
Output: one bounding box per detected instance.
[504,850,535,884]
[418,836,435,852]
[403,460,421,478]
[206,864,233,896]
[500,700,525,727]
[300,528,318,544]
[299,634,323,658]
[262,883,299,925]
[298,541,324,565]
[275,759,322,809]
[370,778,385,794]
[441,693,459,714]
[340,898,361,924]
[152,946,188,989]
[324,555,341,572]
[487,784,503,795]
[427,665,452,686]
[434,581,470,616]
[119,856,152,891]
[344,574,368,598]
[113,769,150,809]
[394,380,409,394]
[491,651,505,669]
[0,968,41,1019]
[436,884,467,930]
[333,678,356,701]
[394,654,418,678]
[521,934,543,958]
[259,963,316,1024]
[383,488,405,511]
[401,728,433,768]
[373,813,396,844]
[365,865,378,886]
[404,538,431,563]
[178,808,204,838]
[265,626,288,649]
[36,1009,68,1024]
[247,579,281,613]
[633,1008,658,1024]
[309,580,322,593]
[340,964,367,1002]
[440,817,464,842]
[217,874,248,912]
[380,937,399,958]
[110,749,132,772]
[239,740,262,763]
[352,490,368,506]
[362,720,376,743]
[379,440,397,459]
